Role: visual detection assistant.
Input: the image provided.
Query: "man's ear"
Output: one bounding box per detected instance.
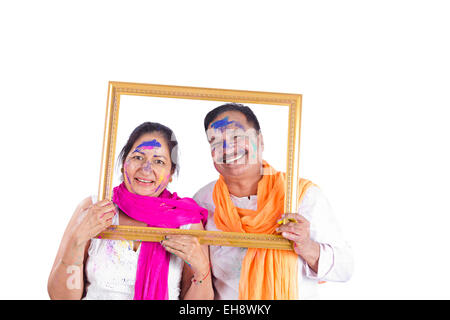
[258,132,264,153]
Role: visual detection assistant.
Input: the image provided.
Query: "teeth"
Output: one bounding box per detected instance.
[224,152,245,163]
[136,178,153,183]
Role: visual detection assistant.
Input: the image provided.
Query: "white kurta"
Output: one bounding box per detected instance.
[83,196,189,300]
[193,180,354,300]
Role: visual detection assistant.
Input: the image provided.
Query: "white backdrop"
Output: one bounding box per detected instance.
[1,0,449,299]
[113,96,288,196]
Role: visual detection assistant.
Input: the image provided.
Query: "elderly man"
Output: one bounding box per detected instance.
[193,103,353,300]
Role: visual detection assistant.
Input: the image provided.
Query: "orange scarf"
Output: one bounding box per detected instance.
[213,161,314,300]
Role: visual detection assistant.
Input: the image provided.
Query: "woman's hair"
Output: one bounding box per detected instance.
[203,103,261,132]
[118,122,179,176]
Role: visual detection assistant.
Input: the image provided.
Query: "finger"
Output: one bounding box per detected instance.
[276,223,302,234]
[161,239,187,252]
[100,210,116,221]
[278,213,307,224]
[277,213,298,224]
[90,206,114,220]
[97,202,116,211]
[162,243,187,260]
[99,215,114,228]
[93,200,115,212]
[97,206,117,219]
[90,221,113,238]
[94,199,114,207]
[281,231,302,243]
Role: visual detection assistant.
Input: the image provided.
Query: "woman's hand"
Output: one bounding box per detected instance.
[71,199,117,246]
[161,235,210,276]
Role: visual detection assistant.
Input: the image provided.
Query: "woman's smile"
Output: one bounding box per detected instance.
[135,177,155,185]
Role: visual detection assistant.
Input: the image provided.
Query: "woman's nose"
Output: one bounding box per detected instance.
[142,161,152,172]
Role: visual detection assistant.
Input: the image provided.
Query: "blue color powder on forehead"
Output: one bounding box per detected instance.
[135,139,162,150]
[210,116,233,129]
[210,116,246,130]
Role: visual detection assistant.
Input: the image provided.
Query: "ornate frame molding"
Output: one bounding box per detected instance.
[97,81,302,250]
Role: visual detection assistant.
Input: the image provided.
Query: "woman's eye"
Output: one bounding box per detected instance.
[154,159,165,165]
[132,155,144,161]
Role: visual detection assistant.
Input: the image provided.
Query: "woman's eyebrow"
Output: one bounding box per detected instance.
[153,154,168,160]
[132,149,146,155]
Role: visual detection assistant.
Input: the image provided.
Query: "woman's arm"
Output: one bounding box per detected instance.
[47,197,116,299]
[47,197,91,299]
[162,222,214,300]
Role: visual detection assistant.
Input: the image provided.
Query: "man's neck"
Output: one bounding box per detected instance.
[223,172,262,198]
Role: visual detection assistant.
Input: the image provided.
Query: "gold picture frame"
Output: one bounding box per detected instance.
[97,81,302,251]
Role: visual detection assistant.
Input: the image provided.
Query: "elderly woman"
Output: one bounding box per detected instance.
[193,103,354,300]
[48,122,213,300]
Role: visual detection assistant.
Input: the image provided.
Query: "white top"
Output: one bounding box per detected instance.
[83,196,190,300]
[193,180,354,300]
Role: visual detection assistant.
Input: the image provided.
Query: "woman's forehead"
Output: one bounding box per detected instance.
[132,133,169,153]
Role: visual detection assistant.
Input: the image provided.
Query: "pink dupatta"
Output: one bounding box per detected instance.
[112,183,207,300]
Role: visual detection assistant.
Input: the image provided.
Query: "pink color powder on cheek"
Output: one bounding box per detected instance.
[123,160,137,194]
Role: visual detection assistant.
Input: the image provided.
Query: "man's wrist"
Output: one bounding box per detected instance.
[297,240,320,272]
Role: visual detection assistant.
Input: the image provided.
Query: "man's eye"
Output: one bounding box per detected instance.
[211,142,222,149]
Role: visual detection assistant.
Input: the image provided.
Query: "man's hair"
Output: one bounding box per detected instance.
[203,103,261,132]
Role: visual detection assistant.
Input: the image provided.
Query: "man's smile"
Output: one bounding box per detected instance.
[223,149,247,163]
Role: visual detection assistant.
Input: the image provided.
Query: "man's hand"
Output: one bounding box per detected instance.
[276,213,320,273]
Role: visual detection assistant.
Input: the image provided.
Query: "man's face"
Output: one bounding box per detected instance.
[206,111,263,178]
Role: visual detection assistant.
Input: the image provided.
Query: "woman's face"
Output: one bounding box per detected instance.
[122,132,173,197]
